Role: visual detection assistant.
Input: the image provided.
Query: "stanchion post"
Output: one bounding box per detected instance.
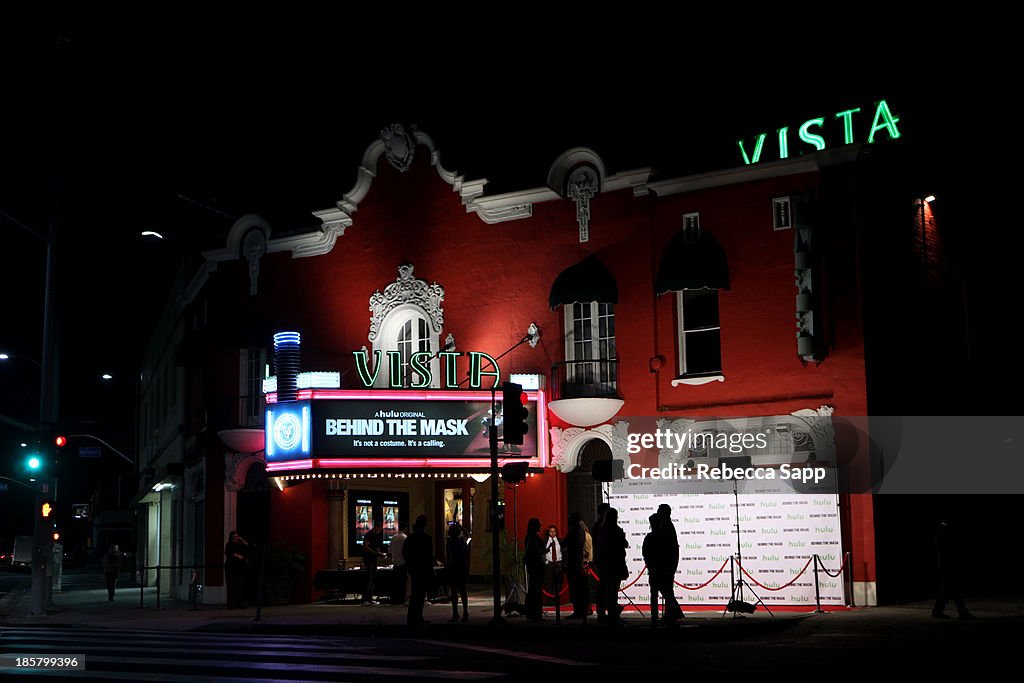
[722,555,735,618]
[555,571,561,625]
[847,550,855,607]
[813,554,823,613]
[846,551,854,607]
[154,565,162,610]
[139,568,144,609]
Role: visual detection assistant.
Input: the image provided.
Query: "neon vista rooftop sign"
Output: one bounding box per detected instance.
[737,99,902,165]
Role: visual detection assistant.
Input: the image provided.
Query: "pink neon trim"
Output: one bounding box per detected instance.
[266,388,544,404]
[266,457,541,472]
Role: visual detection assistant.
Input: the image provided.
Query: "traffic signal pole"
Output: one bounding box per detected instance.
[30,167,61,617]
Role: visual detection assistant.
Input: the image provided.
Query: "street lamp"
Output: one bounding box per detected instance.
[916,195,936,293]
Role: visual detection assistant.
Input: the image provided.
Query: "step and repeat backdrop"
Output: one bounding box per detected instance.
[607,477,845,606]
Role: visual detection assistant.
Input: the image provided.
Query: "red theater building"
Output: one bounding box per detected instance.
[136,105,936,607]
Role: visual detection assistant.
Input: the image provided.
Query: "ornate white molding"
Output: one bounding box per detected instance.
[549,423,628,474]
[789,406,837,463]
[242,228,267,296]
[368,264,445,342]
[550,426,586,472]
[610,421,632,461]
[567,166,599,243]
[671,374,725,387]
[202,215,272,267]
[200,134,653,273]
[656,417,698,468]
[224,452,265,493]
[381,123,417,172]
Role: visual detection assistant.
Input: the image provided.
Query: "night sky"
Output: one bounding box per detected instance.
[1,29,1018,570]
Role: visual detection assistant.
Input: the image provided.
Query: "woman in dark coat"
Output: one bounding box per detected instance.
[597,507,628,624]
[523,518,545,621]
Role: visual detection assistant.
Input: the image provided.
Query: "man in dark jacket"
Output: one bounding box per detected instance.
[403,515,434,625]
[654,504,683,621]
[596,507,628,625]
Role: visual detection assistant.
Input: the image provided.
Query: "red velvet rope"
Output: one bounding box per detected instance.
[541,580,571,599]
[581,554,834,597]
[674,558,731,591]
[739,556,813,591]
[816,552,849,578]
[584,565,647,592]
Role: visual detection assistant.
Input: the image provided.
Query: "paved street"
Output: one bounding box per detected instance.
[2,570,1021,680]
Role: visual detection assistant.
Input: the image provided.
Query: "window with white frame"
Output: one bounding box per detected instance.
[773,196,792,230]
[676,289,722,377]
[373,306,439,388]
[564,301,617,390]
[396,315,431,387]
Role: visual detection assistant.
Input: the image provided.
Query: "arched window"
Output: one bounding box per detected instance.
[368,265,445,388]
[395,313,432,387]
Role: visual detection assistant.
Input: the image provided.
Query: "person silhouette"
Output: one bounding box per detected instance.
[446,524,470,622]
[403,515,434,625]
[523,518,545,621]
[101,544,122,601]
[932,519,974,619]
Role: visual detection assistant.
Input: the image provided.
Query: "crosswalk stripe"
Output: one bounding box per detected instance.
[1,633,375,654]
[409,639,594,667]
[0,642,431,662]
[0,628,372,648]
[2,671,330,682]
[10,654,501,679]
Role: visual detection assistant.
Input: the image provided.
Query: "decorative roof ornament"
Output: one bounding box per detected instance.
[381,123,417,172]
[567,165,599,243]
[368,264,445,342]
[241,228,267,296]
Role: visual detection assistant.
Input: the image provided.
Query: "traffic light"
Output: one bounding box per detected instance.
[26,455,43,472]
[55,435,67,448]
[501,381,529,445]
[52,532,61,542]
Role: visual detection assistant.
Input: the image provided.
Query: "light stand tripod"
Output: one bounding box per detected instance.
[502,482,527,615]
[723,464,773,618]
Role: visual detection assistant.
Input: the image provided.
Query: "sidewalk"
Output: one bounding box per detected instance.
[4,578,1022,642]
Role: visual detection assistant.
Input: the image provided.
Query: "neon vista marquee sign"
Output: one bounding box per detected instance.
[352,349,501,389]
[737,99,902,165]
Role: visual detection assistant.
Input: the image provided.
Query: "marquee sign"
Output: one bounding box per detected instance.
[352,349,502,389]
[265,390,544,466]
[738,99,902,165]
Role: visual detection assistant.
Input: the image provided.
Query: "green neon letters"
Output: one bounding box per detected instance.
[352,349,501,389]
[798,118,826,151]
[738,100,900,165]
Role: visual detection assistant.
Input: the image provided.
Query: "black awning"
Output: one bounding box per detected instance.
[548,255,618,309]
[655,231,730,294]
